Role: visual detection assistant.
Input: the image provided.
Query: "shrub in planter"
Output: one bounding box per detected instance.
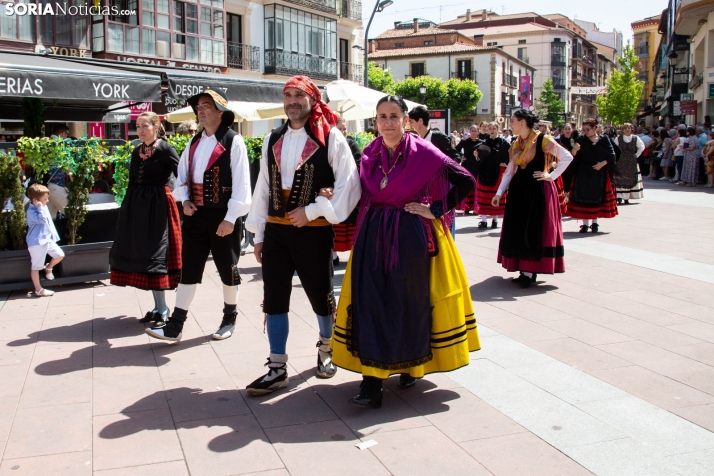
[0,150,26,251]
[110,141,134,205]
[348,132,375,152]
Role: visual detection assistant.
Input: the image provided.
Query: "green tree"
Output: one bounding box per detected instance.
[367,63,396,93]
[596,43,644,125]
[535,78,565,126]
[393,76,482,120]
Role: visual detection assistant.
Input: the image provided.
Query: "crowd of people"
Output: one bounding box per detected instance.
[17,72,714,410]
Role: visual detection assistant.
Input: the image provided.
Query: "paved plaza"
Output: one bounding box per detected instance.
[1,181,714,475]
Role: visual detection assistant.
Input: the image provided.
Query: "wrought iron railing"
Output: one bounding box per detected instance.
[582,75,595,85]
[282,0,336,14]
[264,49,337,80]
[227,43,260,71]
[336,0,361,20]
[551,55,566,66]
[451,71,477,82]
[339,62,363,83]
[552,78,565,89]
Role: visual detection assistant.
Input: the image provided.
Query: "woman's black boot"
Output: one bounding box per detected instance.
[398,373,417,389]
[348,377,383,409]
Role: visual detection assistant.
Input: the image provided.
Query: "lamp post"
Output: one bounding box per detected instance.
[362,0,394,88]
[419,82,426,105]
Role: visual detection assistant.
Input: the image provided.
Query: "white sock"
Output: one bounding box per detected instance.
[175,284,197,311]
[583,219,591,226]
[481,216,488,223]
[522,272,533,278]
[223,284,238,306]
[592,218,598,224]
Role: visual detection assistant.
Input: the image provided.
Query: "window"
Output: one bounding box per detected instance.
[518,47,527,60]
[518,39,526,44]
[456,59,471,79]
[424,40,433,46]
[227,13,241,43]
[264,4,337,60]
[411,62,425,77]
[395,42,404,47]
[487,41,498,46]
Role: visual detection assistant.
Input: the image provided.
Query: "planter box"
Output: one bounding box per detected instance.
[0,241,112,292]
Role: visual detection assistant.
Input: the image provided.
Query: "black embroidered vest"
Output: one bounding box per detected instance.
[266,122,335,217]
[187,124,236,209]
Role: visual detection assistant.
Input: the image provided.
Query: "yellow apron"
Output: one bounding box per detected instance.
[332,219,480,378]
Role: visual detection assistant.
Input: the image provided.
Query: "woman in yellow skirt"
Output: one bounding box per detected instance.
[330,95,481,409]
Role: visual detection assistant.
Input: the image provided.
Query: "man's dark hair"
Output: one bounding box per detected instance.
[53,124,69,135]
[407,106,430,127]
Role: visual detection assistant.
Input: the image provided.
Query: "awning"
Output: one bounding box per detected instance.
[637,104,662,119]
[0,52,161,102]
[166,101,284,123]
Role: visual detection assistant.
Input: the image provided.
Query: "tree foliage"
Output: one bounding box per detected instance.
[535,78,565,126]
[393,76,483,120]
[596,43,644,126]
[367,63,396,94]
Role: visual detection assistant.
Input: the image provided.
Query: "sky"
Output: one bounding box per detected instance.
[361,0,666,46]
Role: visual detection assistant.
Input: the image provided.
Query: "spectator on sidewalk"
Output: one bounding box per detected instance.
[26,184,64,297]
[47,125,70,219]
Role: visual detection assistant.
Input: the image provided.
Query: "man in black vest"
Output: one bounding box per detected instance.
[244,75,360,395]
[146,89,251,343]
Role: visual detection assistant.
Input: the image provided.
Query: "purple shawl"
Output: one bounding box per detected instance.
[355,132,472,270]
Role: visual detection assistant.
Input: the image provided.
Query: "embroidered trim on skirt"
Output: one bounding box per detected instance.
[616,164,644,200]
[110,187,182,290]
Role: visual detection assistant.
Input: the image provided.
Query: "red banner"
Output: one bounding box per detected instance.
[679,100,697,115]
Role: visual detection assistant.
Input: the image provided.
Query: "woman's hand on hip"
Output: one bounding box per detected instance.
[404,202,435,220]
[533,171,552,181]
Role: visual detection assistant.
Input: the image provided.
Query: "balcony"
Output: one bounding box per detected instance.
[264,49,337,80]
[690,72,703,90]
[552,78,565,89]
[572,71,581,81]
[551,55,566,67]
[574,95,595,104]
[502,75,518,88]
[336,0,361,21]
[451,71,477,82]
[637,73,649,83]
[637,44,649,57]
[283,0,336,15]
[518,56,530,64]
[227,43,260,71]
[582,75,595,85]
[339,62,363,83]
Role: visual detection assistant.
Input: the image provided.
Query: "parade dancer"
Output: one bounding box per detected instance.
[613,123,645,203]
[493,109,573,288]
[331,96,479,409]
[110,112,181,322]
[475,122,510,229]
[244,76,360,395]
[146,89,251,342]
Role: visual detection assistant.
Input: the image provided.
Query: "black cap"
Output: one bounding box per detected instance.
[187,89,235,125]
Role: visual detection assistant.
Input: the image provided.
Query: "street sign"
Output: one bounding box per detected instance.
[673,101,681,116]
[709,83,714,98]
[680,100,697,115]
[681,93,694,101]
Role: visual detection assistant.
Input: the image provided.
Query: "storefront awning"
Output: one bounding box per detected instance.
[0,52,160,102]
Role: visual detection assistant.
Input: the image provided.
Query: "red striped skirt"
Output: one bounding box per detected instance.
[333,223,356,252]
[566,172,619,220]
[110,187,182,290]
[476,168,507,216]
[456,191,477,213]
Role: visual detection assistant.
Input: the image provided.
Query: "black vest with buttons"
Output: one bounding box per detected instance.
[266,122,335,217]
[188,124,236,209]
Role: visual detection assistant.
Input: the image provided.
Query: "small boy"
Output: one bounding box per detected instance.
[26,183,64,297]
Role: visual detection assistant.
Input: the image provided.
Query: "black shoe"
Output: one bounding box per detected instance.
[513,272,535,288]
[579,225,589,233]
[246,358,289,396]
[333,256,340,267]
[624,200,629,204]
[398,374,417,389]
[348,377,383,409]
[491,219,498,229]
[591,223,599,233]
[617,198,622,204]
[140,311,167,326]
[477,221,488,229]
[213,308,237,340]
[145,308,187,343]
[316,338,337,379]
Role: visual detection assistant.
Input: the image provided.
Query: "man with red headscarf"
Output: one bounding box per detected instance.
[245,75,361,395]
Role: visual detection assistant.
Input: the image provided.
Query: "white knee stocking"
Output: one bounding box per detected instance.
[223,284,238,306]
[175,283,197,311]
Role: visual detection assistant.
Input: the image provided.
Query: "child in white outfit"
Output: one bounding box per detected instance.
[26,183,65,297]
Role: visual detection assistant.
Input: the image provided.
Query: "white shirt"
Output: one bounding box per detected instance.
[246,126,361,244]
[497,139,574,197]
[173,129,252,224]
[615,134,645,158]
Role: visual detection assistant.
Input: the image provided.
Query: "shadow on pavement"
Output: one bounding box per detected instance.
[469,276,558,302]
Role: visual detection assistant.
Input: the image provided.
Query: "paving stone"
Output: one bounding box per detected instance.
[672,403,714,433]
[528,338,631,372]
[541,318,634,346]
[19,369,92,408]
[0,451,92,476]
[162,376,251,422]
[93,460,189,476]
[596,341,711,378]
[92,371,167,416]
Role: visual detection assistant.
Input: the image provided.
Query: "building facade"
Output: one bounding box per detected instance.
[632,15,662,123]
[369,19,535,130]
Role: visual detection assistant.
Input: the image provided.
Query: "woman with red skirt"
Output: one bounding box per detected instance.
[454,124,484,214]
[475,122,510,229]
[493,109,573,288]
[110,112,182,327]
[565,118,618,233]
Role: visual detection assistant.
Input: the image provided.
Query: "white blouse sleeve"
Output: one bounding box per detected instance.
[245,139,271,243]
[634,136,645,158]
[548,144,574,181]
[223,136,252,224]
[496,160,517,197]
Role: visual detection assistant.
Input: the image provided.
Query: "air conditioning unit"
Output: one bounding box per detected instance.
[156,40,168,57]
[172,42,185,59]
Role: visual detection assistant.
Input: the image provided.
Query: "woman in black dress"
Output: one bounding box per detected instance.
[565,118,618,232]
[556,123,579,194]
[110,112,182,327]
[455,124,488,213]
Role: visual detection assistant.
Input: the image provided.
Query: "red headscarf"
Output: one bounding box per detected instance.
[284,75,338,147]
